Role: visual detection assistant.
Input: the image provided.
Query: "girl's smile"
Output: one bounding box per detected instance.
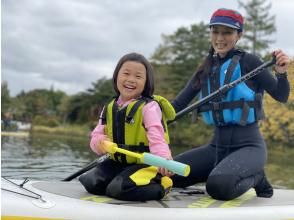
[117,61,147,102]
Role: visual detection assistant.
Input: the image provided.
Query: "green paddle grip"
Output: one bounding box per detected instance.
[142,153,190,177]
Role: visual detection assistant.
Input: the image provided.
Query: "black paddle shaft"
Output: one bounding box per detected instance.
[63,154,110,181]
[168,56,276,124]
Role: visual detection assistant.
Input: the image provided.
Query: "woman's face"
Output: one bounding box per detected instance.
[210,25,242,58]
[117,61,147,102]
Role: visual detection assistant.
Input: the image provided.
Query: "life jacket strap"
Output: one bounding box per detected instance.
[198,99,260,112]
[117,142,150,153]
[239,99,250,126]
[100,96,118,125]
[125,99,146,124]
[100,106,107,125]
[224,55,241,85]
[198,94,263,126]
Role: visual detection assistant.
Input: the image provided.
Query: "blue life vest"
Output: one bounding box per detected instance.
[199,54,264,126]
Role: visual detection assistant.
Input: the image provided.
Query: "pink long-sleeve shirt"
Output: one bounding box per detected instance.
[90,97,172,159]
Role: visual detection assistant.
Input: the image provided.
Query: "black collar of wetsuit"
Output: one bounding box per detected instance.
[215,48,243,64]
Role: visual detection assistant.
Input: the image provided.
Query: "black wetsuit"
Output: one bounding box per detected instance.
[171,48,290,200]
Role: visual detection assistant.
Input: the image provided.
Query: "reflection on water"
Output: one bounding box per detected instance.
[1,133,294,189]
[1,133,95,181]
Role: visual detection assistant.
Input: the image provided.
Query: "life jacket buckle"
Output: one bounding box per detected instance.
[126,116,134,124]
[212,102,222,110]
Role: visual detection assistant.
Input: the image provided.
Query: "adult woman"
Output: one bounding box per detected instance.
[171,8,290,201]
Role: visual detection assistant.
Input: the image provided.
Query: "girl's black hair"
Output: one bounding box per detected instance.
[191,46,215,89]
[112,52,154,97]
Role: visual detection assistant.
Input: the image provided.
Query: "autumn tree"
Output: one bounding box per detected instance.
[260,61,294,147]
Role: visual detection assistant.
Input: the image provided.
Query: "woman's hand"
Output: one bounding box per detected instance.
[273,49,290,74]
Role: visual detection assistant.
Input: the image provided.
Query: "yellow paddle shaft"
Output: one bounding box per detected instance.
[102,141,143,160]
[101,141,190,177]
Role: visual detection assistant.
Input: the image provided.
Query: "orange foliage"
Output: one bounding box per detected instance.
[260,60,294,146]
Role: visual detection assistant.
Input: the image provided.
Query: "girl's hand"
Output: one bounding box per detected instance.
[95,137,110,155]
[158,155,174,177]
[273,49,290,74]
[158,167,174,177]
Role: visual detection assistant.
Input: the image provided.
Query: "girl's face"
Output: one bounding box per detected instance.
[117,61,147,101]
[210,25,242,58]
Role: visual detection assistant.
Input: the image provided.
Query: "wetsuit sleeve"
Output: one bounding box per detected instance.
[172,78,201,113]
[242,53,290,103]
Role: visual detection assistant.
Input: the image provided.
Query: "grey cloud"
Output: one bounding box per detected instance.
[2,0,294,96]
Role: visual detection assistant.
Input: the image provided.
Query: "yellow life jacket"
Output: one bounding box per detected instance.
[101,95,175,164]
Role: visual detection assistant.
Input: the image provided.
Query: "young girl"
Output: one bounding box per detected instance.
[79,52,175,201]
[171,8,290,200]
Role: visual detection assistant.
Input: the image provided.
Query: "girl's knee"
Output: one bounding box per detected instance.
[105,175,125,199]
[106,175,169,201]
[79,172,107,195]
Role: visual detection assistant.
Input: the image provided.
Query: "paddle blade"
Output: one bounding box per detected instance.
[143,153,190,177]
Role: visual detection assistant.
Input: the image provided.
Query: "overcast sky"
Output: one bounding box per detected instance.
[2,0,294,96]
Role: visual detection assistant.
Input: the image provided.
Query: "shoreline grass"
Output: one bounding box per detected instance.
[31,124,90,137]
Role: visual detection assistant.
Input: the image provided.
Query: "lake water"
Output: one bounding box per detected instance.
[1,133,294,189]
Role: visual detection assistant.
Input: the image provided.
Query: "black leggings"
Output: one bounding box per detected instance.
[79,159,168,201]
[172,123,267,200]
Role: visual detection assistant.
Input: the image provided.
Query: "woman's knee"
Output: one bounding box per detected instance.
[206,175,239,201]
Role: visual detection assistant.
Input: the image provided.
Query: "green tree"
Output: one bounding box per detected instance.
[66,77,113,124]
[66,93,91,123]
[17,89,65,116]
[57,95,72,124]
[10,89,66,123]
[1,81,11,113]
[151,22,210,97]
[238,0,276,56]
[49,86,66,114]
[151,22,212,147]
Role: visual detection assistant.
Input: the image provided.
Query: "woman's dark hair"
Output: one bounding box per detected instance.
[112,52,154,97]
[191,47,215,89]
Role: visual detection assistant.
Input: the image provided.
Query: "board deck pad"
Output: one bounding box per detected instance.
[32,181,294,208]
